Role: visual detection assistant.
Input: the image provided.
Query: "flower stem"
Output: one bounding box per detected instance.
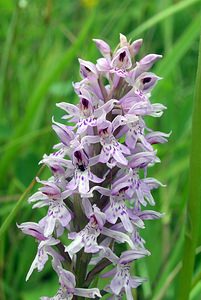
[0,165,45,239]
[177,33,201,300]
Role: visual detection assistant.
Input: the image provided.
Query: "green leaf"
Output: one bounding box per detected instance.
[177,33,201,300]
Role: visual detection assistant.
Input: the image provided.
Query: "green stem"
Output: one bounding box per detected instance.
[0,165,45,239]
[73,194,90,298]
[192,270,201,289]
[177,33,201,300]
[0,236,5,300]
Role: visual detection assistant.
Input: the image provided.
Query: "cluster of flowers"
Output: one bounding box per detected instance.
[18,34,169,299]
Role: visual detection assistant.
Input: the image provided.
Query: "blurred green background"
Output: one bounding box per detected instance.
[0,0,201,299]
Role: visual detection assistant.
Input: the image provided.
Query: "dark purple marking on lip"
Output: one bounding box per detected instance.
[142,77,151,84]
[119,186,129,193]
[74,151,82,161]
[79,165,85,172]
[119,51,126,62]
[81,98,89,109]
[85,66,91,72]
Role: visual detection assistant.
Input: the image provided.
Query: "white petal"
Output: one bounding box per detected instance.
[125,285,134,300]
[44,216,56,237]
[65,236,83,259]
[26,255,38,281]
[102,228,135,249]
[74,287,101,298]
[78,172,90,194]
[110,273,123,295]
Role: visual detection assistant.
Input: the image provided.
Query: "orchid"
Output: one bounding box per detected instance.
[18,34,168,299]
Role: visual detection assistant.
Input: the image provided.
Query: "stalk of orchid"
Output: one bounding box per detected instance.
[18,34,169,300]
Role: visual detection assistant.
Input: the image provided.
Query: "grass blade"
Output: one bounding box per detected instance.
[0,5,19,113]
[155,16,201,78]
[153,245,201,300]
[177,33,201,300]
[0,165,45,239]
[128,0,200,38]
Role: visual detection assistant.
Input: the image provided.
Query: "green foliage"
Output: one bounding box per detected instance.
[0,0,200,299]
[177,34,201,300]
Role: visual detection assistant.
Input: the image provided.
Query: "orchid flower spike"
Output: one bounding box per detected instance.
[18,33,169,299]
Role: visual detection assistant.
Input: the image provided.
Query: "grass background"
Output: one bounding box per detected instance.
[0,0,201,299]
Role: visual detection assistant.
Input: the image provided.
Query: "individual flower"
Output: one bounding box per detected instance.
[82,116,130,167]
[65,204,106,257]
[65,200,135,258]
[28,178,73,237]
[96,185,133,232]
[112,168,164,206]
[67,148,105,194]
[101,248,149,299]
[57,95,117,135]
[17,222,63,280]
[41,267,101,299]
